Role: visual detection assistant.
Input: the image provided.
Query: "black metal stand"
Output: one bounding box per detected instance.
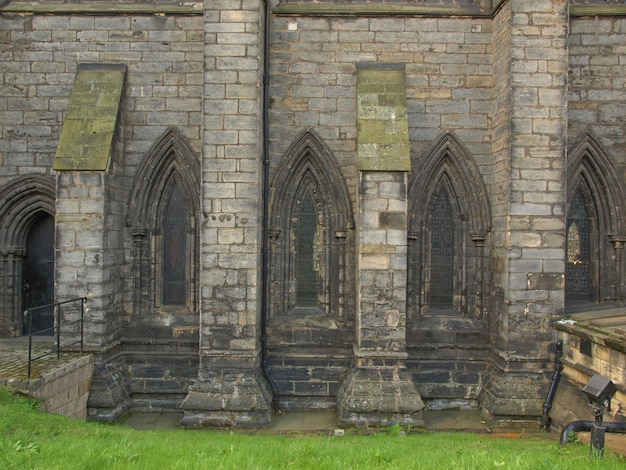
[590,406,605,458]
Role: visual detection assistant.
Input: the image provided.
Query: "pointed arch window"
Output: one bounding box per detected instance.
[269,130,354,320]
[163,184,188,306]
[566,187,591,302]
[295,185,319,307]
[566,134,626,307]
[429,187,454,308]
[127,128,200,314]
[408,133,491,319]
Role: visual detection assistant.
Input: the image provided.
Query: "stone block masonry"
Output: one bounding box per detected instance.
[357,172,409,352]
[6,355,94,420]
[0,2,205,419]
[56,170,125,348]
[37,355,94,419]
[0,6,204,184]
[480,0,570,420]
[503,1,569,344]
[568,14,626,179]
[2,0,626,430]
[338,169,425,427]
[181,0,272,428]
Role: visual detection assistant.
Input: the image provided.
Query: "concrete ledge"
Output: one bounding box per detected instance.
[556,313,626,426]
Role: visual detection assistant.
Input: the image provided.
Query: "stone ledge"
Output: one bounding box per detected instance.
[273,3,493,18]
[273,2,626,18]
[337,365,425,428]
[1,2,203,15]
[570,6,626,17]
[557,311,626,355]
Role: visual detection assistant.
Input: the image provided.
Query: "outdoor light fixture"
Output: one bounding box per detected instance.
[583,373,617,415]
[582,374,617,459]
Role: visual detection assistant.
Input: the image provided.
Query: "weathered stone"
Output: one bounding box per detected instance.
[1,0,626,429]
[337,365,425,428]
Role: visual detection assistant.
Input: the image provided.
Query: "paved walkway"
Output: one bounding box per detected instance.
[0,335,85,382]
[122,408,493,434]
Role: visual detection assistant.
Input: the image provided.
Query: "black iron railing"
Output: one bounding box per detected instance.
[23,297,87,378]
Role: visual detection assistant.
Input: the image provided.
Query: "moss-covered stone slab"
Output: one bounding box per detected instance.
[273,2,495,17]
[2,2,202,15]
[53,64,126,171]
[357,67,410,172]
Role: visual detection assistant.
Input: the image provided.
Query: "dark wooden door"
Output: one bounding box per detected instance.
[22,214,55,335]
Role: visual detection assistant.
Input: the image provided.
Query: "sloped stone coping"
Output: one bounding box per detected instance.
[557,308,626,355]
[273,2,626,18]
[0,2,202,15]
[556,308,626,425]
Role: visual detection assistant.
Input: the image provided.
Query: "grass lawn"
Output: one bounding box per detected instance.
[1,386,624,469]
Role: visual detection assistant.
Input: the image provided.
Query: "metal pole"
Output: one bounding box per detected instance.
[80,297,84,353]
[590,423,605,459]
[26,309,32,378]
[55,304,60,360]
[260,0,279,410]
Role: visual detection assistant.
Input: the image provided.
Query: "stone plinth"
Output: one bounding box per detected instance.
[338,170,424,426]
[338,351,425,428]
[181,353,272,428]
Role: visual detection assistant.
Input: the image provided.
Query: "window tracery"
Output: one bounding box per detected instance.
[163,184,188,306]
[268,129,354,321]
[566,134,626,306]
[566,187,591,301]
[407,133,490,320]
[295,185,319,307]
[429,187,454,308]
[127,128,200,314]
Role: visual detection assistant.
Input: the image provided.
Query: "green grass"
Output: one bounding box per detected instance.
[1,386,624,469]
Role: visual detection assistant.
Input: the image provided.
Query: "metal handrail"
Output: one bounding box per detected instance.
[23,297,87,378]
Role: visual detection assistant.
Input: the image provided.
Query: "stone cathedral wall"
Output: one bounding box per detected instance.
[0,2,204,415]
[1,0,626,426]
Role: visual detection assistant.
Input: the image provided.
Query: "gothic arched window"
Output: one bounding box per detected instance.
[566,187,591,302]
[269,130,354,321]
[429,187,455,308]
[566,134,626,306]
[127,128,200,315]
[266,130,355,406]
[408,133,490,320]
[163,184,188,306]
[295,185,319,307]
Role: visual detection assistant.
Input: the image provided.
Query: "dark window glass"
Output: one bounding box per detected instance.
[566,188,590,302]
[163,186,187,305]
[296,188,318,307]
[430,188,454,307]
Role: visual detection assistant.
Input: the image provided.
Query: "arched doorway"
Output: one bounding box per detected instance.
[22,214,55,334]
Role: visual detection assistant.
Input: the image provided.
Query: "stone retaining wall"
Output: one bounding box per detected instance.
[551,313,626,429]
[6,355,94,420]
